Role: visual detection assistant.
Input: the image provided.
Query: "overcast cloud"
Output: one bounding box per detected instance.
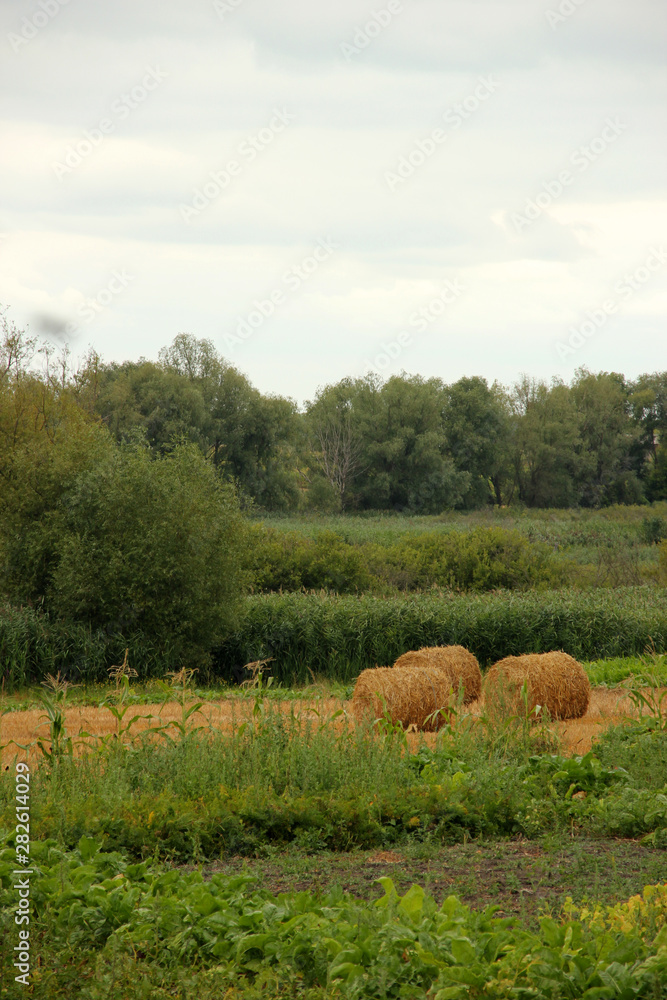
[1,0,665,403]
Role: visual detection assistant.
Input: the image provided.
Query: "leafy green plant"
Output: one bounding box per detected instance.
[35,671,76,763]
[157,667,206,741]
[527,752,629,796]
[1,837,665,999]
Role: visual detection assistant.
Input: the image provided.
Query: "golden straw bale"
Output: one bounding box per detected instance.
[483,652,590,721]
[351,665,461,731]
[392,645,482,704]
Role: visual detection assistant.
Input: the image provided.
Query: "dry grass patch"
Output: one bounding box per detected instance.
[2,686,664,764]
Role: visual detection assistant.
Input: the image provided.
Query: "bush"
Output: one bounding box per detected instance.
[249,526,565,595]
[249,528,376,594]
[47,443,247,666]
[640,514,667,545]
[374,527,565,591]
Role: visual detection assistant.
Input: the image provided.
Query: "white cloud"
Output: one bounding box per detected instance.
[0,0,664,399]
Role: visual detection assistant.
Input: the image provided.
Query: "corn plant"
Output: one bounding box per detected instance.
[158,667,206,740]
[35,671,77,763]
[99,650,154,743]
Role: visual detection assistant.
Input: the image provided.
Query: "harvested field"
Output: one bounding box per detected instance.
[1,686,663,763]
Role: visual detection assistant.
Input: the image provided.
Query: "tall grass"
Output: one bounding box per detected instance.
[3,587,666,687]
[0,605,182,688]
[216,588,667,684]
[257,502,667,548]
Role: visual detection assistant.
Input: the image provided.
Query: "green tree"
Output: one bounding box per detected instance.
[0,313,112,602]
[571,368,642,506]
[509,376,583,507]
[442,376,511,508]
[303,377,365,510]
[629,372,667,501]
[159,334,301,511]
[48,443,247,665]
[306,374,469,512]
[92,360,208,454]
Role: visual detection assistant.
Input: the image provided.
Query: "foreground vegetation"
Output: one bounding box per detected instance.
[1,837,666,999]
[1,664,666,997]
[4,703,667,859]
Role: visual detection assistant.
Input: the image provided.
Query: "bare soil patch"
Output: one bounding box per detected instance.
[179,836,667,923]
[2,687,661,764]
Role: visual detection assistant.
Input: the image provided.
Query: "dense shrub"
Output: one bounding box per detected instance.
[640,514,667,545]
[371,526,565,591]
[249,527,374,593]
[249,526,565,594]
[47,443,248,667]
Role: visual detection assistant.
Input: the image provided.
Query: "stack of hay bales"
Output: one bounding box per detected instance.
[483,652,590,721]
[393,645,482,703]
[351,645,482,732]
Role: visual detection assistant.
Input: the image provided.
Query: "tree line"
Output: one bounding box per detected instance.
[2,310,666,517]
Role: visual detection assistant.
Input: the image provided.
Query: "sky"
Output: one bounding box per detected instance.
[1,0,665,406]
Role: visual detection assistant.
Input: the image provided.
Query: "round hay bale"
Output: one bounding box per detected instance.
[483,652,590,721]
[392,645,482,704]
[351,665,459,731]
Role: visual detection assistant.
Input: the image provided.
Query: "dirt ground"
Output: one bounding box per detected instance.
[189,836,667,922]
[1,686,660,764]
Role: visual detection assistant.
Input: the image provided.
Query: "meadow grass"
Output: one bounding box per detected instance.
[257,501,667,548]
[2,669,666,859]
